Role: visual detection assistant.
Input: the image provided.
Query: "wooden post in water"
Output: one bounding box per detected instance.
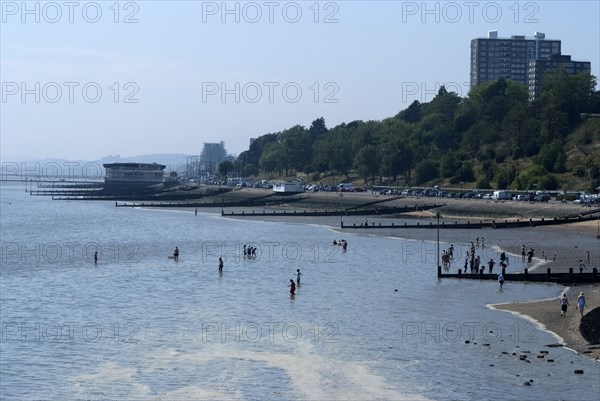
[436,212,441,276]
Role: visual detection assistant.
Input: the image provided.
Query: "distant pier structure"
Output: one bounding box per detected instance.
[103,162,166,193]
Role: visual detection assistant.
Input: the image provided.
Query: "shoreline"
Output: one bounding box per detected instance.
[491,285,600,360]
[163,190,600,360]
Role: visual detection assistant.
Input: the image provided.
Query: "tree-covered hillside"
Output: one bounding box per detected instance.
[233,70,600,192]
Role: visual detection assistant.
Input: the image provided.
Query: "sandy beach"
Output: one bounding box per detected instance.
[177,188,600,359]
[493,285,600,359]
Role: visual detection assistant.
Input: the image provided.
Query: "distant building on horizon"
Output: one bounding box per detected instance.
[528,54,591,100]
[470,31,561,88]
[200,141,228,174]
[103,162,166,192]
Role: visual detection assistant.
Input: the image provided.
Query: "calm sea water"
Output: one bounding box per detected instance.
[1,182,598,400]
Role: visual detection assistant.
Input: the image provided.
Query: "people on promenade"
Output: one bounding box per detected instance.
[577,292,586,317]
[560,294,569,317]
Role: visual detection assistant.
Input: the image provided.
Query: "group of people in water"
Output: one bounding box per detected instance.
[170,245,305,297]
[521,245,535,264]
[333,239,348,251]
[243,245,258,258]
[289,269,302,295]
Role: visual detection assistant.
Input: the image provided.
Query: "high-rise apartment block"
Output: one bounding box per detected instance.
[470,31,591,100]
[528,54,591,99]
[470,31,561,88]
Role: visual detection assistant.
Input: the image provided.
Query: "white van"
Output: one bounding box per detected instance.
[492,190,510,200]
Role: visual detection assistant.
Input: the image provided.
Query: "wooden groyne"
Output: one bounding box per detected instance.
[344,196,404,210]
[116,195,310,208]
[220,204,443,217]
[438,266,600,285]
[341,212,600,229]
[38,188,233,201]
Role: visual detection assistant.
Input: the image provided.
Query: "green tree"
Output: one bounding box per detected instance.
[218,160,233,183]
[536,140,566,173]
[414,159,439,185]
[353,145,380,184]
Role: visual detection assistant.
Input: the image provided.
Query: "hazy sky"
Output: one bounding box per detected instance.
[1,1,599,161]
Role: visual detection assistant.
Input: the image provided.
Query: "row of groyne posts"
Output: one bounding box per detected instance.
[341,212,600,229]
[437,265,600,284]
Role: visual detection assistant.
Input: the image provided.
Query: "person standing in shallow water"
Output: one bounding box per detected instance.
[296,269,302,286]
[559,294,569,317]
[218,257,223,271]
[289,279,296,295]
[94,251,98,265]
[488,258,495,273]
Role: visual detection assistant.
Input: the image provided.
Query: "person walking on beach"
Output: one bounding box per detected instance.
[577,292,586,316]
[296,269,302,286]
[521,245,526,261]
[586,251,590,265]
[559,294,569,317]
[94,251,98,265]
[218,257,223,271]
[289,279,296,295]
[498,273,504,289]
[578,259,586,274]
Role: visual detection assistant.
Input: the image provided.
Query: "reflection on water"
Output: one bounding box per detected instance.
[1,183,598,400]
